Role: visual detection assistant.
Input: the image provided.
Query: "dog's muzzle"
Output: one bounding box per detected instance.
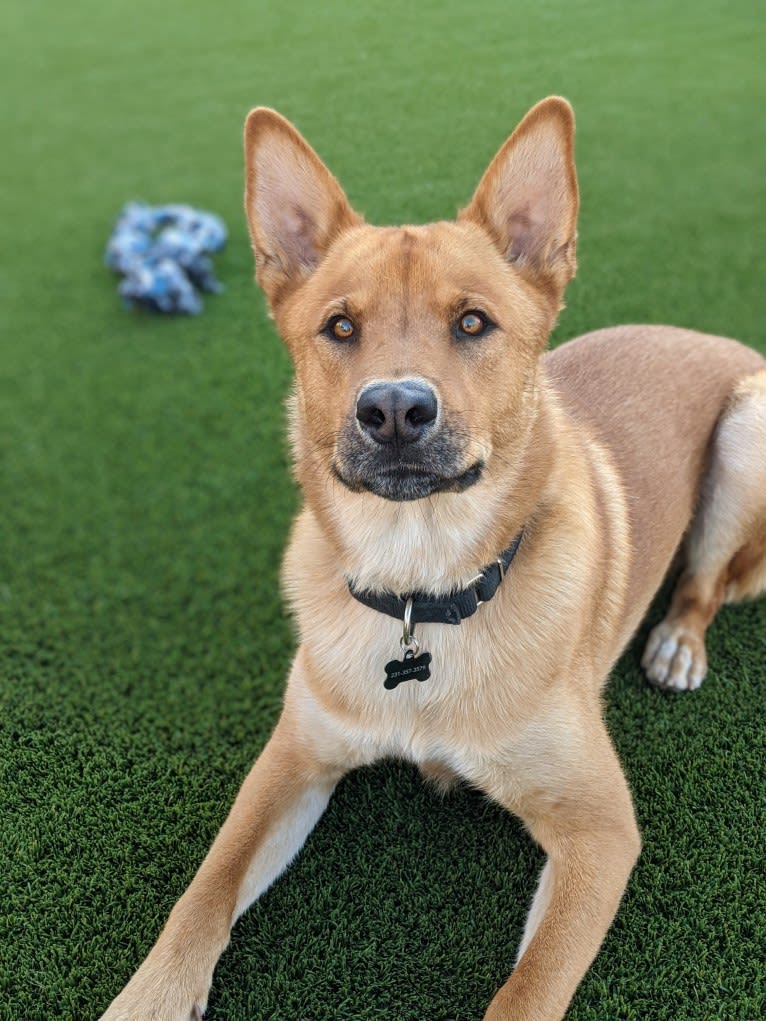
[332,379,483,501]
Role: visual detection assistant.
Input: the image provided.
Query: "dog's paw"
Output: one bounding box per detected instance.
[100,993,204,1021]
[99,966,209,1021]
[641,620,708,691]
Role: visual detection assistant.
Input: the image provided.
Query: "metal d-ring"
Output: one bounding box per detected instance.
[400,596,420,655]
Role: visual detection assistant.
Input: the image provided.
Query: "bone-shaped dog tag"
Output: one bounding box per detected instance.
[383,649,432,690]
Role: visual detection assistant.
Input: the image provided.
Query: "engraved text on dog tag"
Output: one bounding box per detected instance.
[383,649,432,690]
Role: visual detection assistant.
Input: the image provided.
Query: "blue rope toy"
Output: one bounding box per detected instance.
[105,202,227,315]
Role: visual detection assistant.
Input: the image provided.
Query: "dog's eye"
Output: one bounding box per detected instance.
[456,310,490,338]
[326,315,356,342]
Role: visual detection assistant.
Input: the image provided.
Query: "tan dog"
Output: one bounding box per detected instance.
[101,98,766,1021]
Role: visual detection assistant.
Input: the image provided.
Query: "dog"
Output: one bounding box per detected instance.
[101,97,766,1020]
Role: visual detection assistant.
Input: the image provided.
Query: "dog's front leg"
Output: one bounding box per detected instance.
[100,672,346,1021]
[483,718,641,1021]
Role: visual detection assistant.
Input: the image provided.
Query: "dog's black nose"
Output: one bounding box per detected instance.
[356,380,438,444]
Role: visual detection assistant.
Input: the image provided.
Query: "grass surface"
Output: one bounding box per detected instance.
[2,1,765,1018]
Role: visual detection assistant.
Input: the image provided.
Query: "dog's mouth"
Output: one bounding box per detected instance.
[331,459,484,502]
[331,412,485,502]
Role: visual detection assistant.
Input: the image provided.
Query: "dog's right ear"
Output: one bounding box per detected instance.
[244,109,363,307]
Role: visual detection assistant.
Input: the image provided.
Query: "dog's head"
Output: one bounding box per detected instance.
[244,99,578,511]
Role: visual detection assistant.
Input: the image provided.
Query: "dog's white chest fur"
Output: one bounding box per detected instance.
[285,542,585,790]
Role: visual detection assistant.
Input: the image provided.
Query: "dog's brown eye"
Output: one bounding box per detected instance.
[328,315,356,342]
[457,311,488,337]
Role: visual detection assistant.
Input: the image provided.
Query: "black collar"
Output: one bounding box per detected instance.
[347,529,524,626]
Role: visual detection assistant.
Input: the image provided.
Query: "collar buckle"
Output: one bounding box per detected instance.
[468,571,485,608]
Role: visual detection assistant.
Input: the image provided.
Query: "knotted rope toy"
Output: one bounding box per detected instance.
[105,202,227,314]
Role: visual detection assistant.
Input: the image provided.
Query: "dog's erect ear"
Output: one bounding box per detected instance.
[459,97,579,295]
[244,109,362,306]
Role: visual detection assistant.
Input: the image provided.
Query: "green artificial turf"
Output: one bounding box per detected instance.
[1,1,765,1018]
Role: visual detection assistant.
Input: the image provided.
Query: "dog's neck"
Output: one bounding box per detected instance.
[294,382,559,597]
[326,484,525,596]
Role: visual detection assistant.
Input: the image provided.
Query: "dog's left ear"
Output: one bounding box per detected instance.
[244,108,363,308]
[460,97,579,297]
